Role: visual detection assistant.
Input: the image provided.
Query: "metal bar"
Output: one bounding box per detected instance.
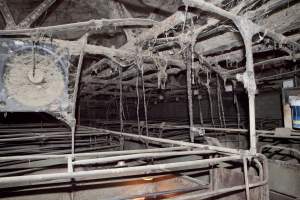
[243,157,250,200]
[0,145,120,162]
[170,154,269,200]
[257,68,300,82]
[71,34,88,156]
[73,150,216,165]
[0,132,109,142]
[67,156,73,173]
[88,126,244,154]
[253,158,264,200]
[0,155,242,184]
[198,96,204,125]
[258,134,300,139]
[248,95,257,154]
[146,122,274,134]
[0,146,188,161]
[119,67,124,150]
[183,46,195,143]
[169,180,267,200]
[259,145,300,157]
[209,155,215,191]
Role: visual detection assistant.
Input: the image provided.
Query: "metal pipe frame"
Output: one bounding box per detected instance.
[0,0,286,197]
[0,146,189,161]
[1,0,295,159]
[80,126,240,154]
[0,154,240,184]
[73,150,216,165]
[0,125,269,200]
[259,145,300,158]
[144,122,274,134]
[169,154,269,200]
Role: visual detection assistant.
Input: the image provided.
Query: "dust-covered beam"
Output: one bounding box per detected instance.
[0,0,16,29]
[18,0,57,28]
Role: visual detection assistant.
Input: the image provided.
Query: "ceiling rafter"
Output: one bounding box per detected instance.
[108,0,137,42]
[0,0,299,100]
[0,0,57,30]
[0,0,16,29]
[18,0,57,28]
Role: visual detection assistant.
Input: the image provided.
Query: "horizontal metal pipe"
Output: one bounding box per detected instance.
[169,179,267,200]
[259,145,300,157]
[83,126,244,154]
[0,147,188,161]
[0,129,101,136]
[171,155,269,200]
[147,123,274,134]
[258,134,300,139]
[73,150,216,165]
[0,123,64,128]
[0,155,242,184]
[0,144,120,160]
[0,132,109,142]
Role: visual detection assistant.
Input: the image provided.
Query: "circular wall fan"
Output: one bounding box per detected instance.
[3,45,67,109]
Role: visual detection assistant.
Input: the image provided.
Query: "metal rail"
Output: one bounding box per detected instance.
[0,125,269,199]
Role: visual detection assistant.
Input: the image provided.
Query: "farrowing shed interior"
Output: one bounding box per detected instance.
[0,0,299,200]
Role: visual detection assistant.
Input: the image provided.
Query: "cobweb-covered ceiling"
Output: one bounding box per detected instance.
[0,0,299,102]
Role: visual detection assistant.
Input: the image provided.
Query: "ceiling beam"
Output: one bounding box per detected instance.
[0,0,16,29]
[18,0,57,28]
[108,0,136,42]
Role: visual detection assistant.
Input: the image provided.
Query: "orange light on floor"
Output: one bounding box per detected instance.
[142,176,153,181]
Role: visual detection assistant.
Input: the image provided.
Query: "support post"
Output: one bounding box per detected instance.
[243,157,250,200]
[198,94,204,125]
[183,45,195,143]
[235,17,258,154]
[71,34,88,156]
[119,66,124,150]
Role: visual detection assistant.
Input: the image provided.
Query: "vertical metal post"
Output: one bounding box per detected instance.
[67,155,73,173]
[198,94,204,125]
[243,157,250,200]
[235,18,257,154]
[71,125,76,156]
[119,66,124,150]
[183,45,195,143]
[248,94,257,154]
[209,155,216,191]
[253,158,264,200]
[67,155,74,200]
[261,155,270,200]
[71,34,88,156]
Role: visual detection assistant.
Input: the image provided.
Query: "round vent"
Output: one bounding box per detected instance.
[3,46,65,108]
